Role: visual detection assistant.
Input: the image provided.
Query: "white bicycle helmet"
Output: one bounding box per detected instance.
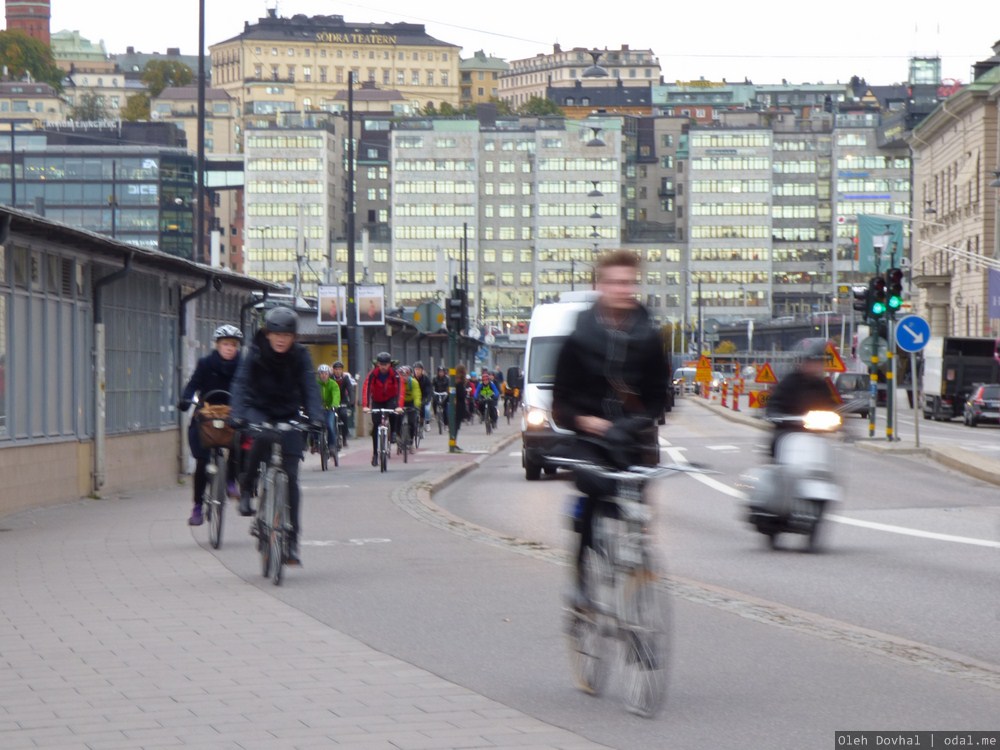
[214,324,243,341]
[317,364,331,374]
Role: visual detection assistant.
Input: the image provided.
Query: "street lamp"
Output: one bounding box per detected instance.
[581,49,609,78]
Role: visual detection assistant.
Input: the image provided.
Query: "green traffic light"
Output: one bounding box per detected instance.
[871,301,886,316]
[887,295,902,310]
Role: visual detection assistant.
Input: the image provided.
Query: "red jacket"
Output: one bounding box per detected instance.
[362,367,405,408]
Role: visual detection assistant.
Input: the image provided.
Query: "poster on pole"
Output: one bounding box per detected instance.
[857,215,904,274]
[317,285,347,325]
[357,284,385,326]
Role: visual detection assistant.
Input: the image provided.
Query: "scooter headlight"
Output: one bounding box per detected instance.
[803,410,841,431]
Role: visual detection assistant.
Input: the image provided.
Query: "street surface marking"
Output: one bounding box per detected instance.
[664,446,1000,548]
[302,538,391,546]
[706,444,740,451]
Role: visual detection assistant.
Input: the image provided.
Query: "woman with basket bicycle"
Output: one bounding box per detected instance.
[178,324,244,527]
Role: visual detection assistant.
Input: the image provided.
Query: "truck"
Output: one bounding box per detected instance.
[922,336,999,421]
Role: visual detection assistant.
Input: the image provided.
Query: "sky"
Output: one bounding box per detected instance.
[47,0,998,86]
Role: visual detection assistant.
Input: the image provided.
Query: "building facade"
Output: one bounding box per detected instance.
[4,0,49,45]
[501,44,661,109]
[210,9,461,142]
[460,51,508,107]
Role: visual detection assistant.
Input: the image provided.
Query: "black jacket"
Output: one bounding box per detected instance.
[181,350,239,460]
[230,330,323,425]
[766,370,839,419]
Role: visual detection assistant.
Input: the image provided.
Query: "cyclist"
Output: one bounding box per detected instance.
[475,370,501,429]
[178,324,243,527]
[398,365,422,449]
[431,366,450,425]
[315,363,341,453]
[361,351,404,466]
[451,364,469,451]
[412,361,433,432]
[466,372,479,424]
[331,360,355,448]
[552,250,669,610]
[230,306,323,567]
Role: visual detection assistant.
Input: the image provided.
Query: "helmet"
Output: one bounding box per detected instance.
[264,306,297,334]
[413,361,424,370]
[332,361,344,368]
[214,324,243,341]
[375,351,392,364]
[317,364,331,374]
[803,340,827,362]
[399,365,412,375]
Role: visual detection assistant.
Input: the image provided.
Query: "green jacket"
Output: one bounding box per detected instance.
[318,376,341,409]
[402,376,421,408]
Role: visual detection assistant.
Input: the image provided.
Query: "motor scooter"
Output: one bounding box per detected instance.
[745,410,842,552]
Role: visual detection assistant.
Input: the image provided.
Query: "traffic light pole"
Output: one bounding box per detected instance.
[886,317,895,441]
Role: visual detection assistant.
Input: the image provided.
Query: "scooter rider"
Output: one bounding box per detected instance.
[766,341,839,455]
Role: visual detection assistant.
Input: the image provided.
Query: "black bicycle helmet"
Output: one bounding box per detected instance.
[375,351,392,364]
[413,361,424,369]
[264,306,297,334]
[332,361,344,368]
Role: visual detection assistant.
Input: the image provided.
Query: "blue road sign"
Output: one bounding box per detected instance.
[894,315,930,353]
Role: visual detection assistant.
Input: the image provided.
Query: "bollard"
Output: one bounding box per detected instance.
[733,379,741,412]
[721,380,728,408]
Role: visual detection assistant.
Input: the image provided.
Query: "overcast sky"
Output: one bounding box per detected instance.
[49,0,998,86]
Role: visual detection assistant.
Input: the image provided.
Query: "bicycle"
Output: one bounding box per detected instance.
[550,456,687,718]
[193,389,233,550]
[411,407,423,451]
[481,398,499,435]
[246,420,308,586]
[396,407,416,463]
[321,408,340,469]
[368,408,397,472]
[503,392,519,425]
[432,391,448,434]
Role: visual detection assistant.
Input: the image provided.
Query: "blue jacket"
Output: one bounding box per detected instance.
[181,350,239,460]
[475,381,500,400]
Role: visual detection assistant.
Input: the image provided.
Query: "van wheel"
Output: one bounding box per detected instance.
[544,465,557,476]
[525,459,542,481]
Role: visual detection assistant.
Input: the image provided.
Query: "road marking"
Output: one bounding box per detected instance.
[706,444,740,451]
[664,446,1000,548]
[302,538,392,547]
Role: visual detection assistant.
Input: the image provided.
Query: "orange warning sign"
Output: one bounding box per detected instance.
[749,390,771,409]
[755,362,778,384]
[695,355,712,383]
[823,342,846,373]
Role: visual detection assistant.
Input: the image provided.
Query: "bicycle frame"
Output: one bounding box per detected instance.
[369,408,397,472]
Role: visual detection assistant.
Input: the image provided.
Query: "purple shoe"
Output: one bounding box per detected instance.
[188,505,204,526]
[226,480,239,498]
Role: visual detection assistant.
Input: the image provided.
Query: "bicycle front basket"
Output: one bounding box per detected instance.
[196,404,234,448]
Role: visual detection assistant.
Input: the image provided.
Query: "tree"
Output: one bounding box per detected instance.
[438,102,459,116]
[715,340,737,355]
[69,92,109,121]
[0,30,64,91]
[420,101,438,116]
[517,96,563,117]
[141,60,194,97]
[121,93,150,121]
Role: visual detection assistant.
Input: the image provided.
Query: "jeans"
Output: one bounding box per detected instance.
[242,429,304,540]
[324,408,338,447]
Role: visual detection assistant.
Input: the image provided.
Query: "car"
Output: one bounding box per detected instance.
[963,383,1000,426]
[833,372,871,418]
[672,367,697,394]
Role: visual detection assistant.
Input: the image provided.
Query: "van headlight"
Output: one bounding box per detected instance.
[525,408,550,428]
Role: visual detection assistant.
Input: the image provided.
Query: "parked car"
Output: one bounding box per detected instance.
[963,383,1000,426]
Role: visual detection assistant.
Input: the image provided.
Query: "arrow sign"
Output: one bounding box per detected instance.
[894,314,930,353]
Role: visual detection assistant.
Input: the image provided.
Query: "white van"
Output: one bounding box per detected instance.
[520,291,599,480]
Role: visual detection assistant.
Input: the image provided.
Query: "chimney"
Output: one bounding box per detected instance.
[553,43,561,53]
[126,46,135,54]
[167,47,180,56]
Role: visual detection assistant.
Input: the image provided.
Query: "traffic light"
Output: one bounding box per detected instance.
[885,267,903,313]
[446,288,467,331]
[868,276,887,319]
[852,284,870,320]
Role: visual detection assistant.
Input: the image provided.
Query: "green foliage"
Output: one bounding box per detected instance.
[0,30,64,91]
[715,340,737,355]
[69,92,110,121]
[517,96,563,116]
[121,93,150,121]
[141,60,194,97]
[420,101,438,116]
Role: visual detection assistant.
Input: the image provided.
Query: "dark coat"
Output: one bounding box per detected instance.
[766,370,839,419]
[181,350,239,461]
[552,303,668,431]
[230,330,323,428]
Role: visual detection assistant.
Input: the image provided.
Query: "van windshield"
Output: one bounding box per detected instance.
[527,336,566,384]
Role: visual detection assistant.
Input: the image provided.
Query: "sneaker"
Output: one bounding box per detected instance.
[188,505,204,526]
[226,480,239,498]
[238,492,253,517]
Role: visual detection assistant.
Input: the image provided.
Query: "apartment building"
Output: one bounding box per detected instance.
[460,51,508,107]
[210,8,461,139]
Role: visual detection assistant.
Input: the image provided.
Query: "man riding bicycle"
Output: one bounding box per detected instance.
[230,306,323,566]
[552,250,668,610]
[330,361,354,448]
[361,352,404,466]
[474,370,501,428]
[412,361,433,433]
[315,363,341,452]
[398,365,422,448]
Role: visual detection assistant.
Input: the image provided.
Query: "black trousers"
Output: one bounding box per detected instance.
[243,430,304,540]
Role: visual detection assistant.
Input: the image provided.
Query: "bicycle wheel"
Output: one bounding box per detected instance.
[207,453,225,549]
[269,470,288,586]
[620,561,668,718]
[258,480,272,577]
[330,414,340,467]
[568,545,612,697]
[413,415,422,450]
[379,429,388,473]
[319,430,329,472]
[485,409,493,435]
[400,419,410,463]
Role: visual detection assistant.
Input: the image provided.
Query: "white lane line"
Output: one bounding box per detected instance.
[825,515,1000,549]
[663,447,1000,548]
[706,444,740,451]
